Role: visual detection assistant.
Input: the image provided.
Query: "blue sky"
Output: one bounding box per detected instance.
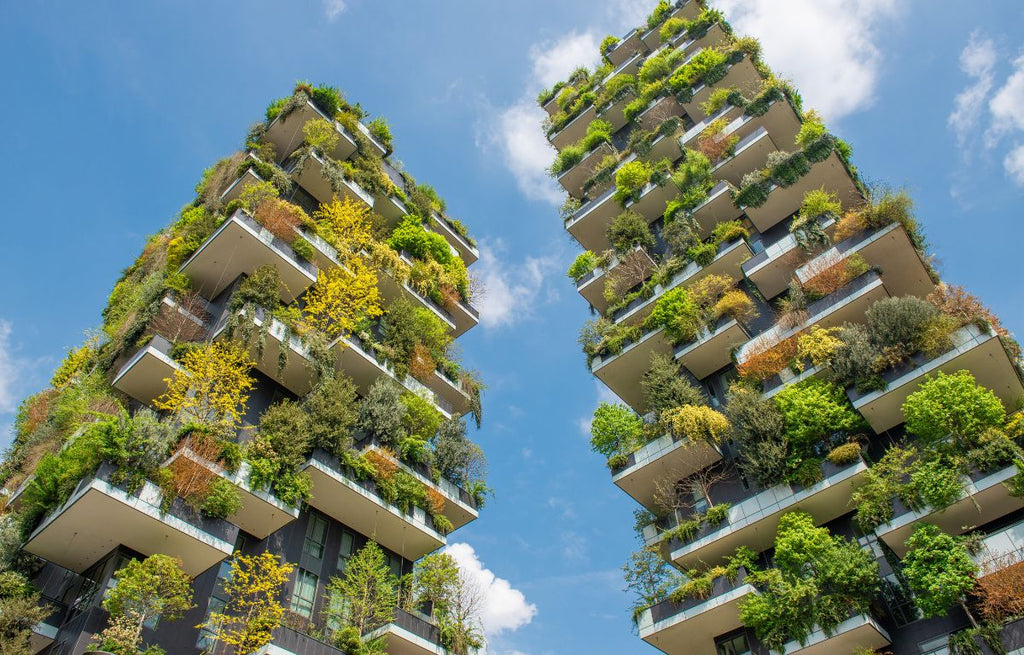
[2,1,1024,653]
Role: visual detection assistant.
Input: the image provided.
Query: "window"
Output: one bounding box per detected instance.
[197,596,227,649]
[919,635,950,655]
[290,569,319,618]
[337,531,357,572]
[304,514,328,560]
[384,551,403,579]
[715,631,751,655]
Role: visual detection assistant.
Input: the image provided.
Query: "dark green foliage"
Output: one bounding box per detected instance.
[641,353,705,418]
[902,524,978,618]
[724,386,788,487]
[358,379,407,447]
[255,400,311,469]
[231,265,281,312]
[201,478,243,519]
[309,84,343,118]
[966,428,1023,473]
[607,211,655,254]
[303,375,359,457]
[380,298,450,378]
[866,296,939,352]
[290,236,316,263]
[830,323,883,391]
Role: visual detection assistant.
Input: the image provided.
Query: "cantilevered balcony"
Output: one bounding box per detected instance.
[301,448,446,560]
[598,87,638,134]
[637,96,684,132]
[577,247,656,314]
[612,432,723,511]
[365,608,449,655]
[742,152,861,233]
[604,50,645,84]
[710,96,802,154]
[657,22,729,62]
[284,149,375,209]
[111,334,179,407]
[220,153,267,205]
[429,212,479,265]
[24,463,237,576]
[849,323,1024,433]
[712,126,779,187]
[263,97,358,163]
[674,316,748,379]
[972,519,1024,568]
[627,176,679,224]
[549,104,598,151]
[639,0,703,51]
[668,457,869,568]
[591,325,672,411]
[612,239,752,327]
[782,614,891,655]
[741,217,837,300]
[736,271,888,368]
[876,463,1024,557]
[605,29,645,67]
[30,596,68,654]
[795,222,934,300]
[565,183,621,253]
[180,209,317,303]
[679,104,745,151]
[165,444,299,539]
[557,141,616,199]
[690,180,743,238]
[357,438,478,532]
[638,572,756,655]
[683,57,763,123]
[374,192,410,227]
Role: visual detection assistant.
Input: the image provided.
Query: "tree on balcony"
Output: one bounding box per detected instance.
[326,541,396,652]
[154,341,255,431]
[902,524,979,626]
[0,571,51,655]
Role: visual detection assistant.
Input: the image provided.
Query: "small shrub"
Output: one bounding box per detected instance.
[367,117,392,150]
[302,118,339,153]
[795,110,827,150]
[910,459,963,510]
[567,251,600,281]
[290,236,315,262]
[737,337,798,382]
[801,253,868,299]
[201,478,242,518]
[866,295,939,353]
[713,289,756,324]
[774,378,864,451]
[641,353,705,417]
[710,220,748,244]
[966,428,1023,473]
[607,211,655,254]
[790,457,824,487]
[614,161,653,205]
[663,405,730,445]
[704,503,731,526]
[826,442,862,466]
[645,287,702,343]
[795,326,843,370]
[685,240,718,266]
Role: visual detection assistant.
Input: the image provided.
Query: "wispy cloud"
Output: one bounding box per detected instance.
[473,240,560,330]
[576,380,622,437]
[0,321,20,414]
[444,543,538,637]
[323,0,346,20]
[715,0,901,121]
[949,31,997,151]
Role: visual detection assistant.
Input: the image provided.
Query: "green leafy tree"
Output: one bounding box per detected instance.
[0,572,51,655]
[902,524,979,622]
[623,545,682,624]
[414,553,484,655]
[774,378,864,452]
[902,371,1005,451]
[327,542,397,636]
[303,374,359,457]
[644,287,702,343]
[590,403,643,460]
[92,555,194,655]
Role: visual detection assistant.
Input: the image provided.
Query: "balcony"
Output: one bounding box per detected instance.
[627,176,679,223]
[782,614,891,655]
[577,247,656,314]
[263,97,358,164]
[849,323,1024,433]
[301,448,446,560]
[591,325,672,411]
[736,271,888,367]
[165,444,299,539]
[972,519,1024,568]
[680,104,745,151]
[741,217,837,300]
[111,334,179,407]
[657,21,729,62]
[374,192,410,227]
[876,463,1024,557]
[794,222,934,300]
[638,572,756,655]
[719,96,802,153]
[258,625,344,655]
[639,0,703,51]
[429,212,479,265]
[557,141,616,199]
[637,96,684,132]
[612,432,723,511]
[549,103,598,151]
[565,183,620,253]
[24,463,237,576]
[742,151,861,233]
[284,149,375,209]
[363,609,449,655]
[220,153,266,205]
[612,239,752,327]
[604,50,645,84]
[30,596,68,654]
[180,209,317,303]
[598,87,638,134]
[646,125,685,164]
[675,316,749,379]
[357,438,478,531]
[690,180,743,238]
[683,57,763,123]
[668,457,869,568]
[605,29,645,67]
[712,126,779,187]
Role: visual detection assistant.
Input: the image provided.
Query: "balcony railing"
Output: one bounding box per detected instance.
[611,431,723,511]
[111,334,179,407]
[781,613,891,655]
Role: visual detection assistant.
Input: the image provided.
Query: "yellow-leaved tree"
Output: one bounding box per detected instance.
[199,552,294,655]
[314,197,374,253]
[155,341,255,430]
[303,256,382,340]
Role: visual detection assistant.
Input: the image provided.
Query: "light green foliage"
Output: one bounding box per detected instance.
[381,298,452,378]
[851,445,918,531]
[614,161,654,204]
[401,393,442,441]
[327,542,397,636]
[738,512,879,652]
[796,110,827,149]
[590,403,643,460]
[902,524,978,617]
[95,554,194,655]
[644,286,702,343]
[600,35,620,58]
[624,545,683,623]
[389,216,453,265]
[231,265,282,312]
[414,553,485,655]
[910,459,964,509]
[368,117,393,150]
[567,251,600,281]
[710,220,748,244]
[201,478,243,519]
[774,378,864,451]
[0,571,51,654]
[646,0,673,29]
[902,371,1006,449]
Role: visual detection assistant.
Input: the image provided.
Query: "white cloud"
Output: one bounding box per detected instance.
[1003,144,1024,185]
[473,241,560,330]
[323,0,346,20]
[576,380,622,436]
[529,32,600,90]
[949,32,997,149]
[989,54,1024,138]
[444,542,538,637]
[715,0,900,121]
[604,0,660,28]
[0,321,20,414]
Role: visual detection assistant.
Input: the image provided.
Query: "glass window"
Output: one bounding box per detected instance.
[290,569,319,618]
[197,596,227,649]
[384,552,403,579]
[304,514,328,560]
[337,531,357,572]
[919,635,950,655]
[716,632,751,655]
